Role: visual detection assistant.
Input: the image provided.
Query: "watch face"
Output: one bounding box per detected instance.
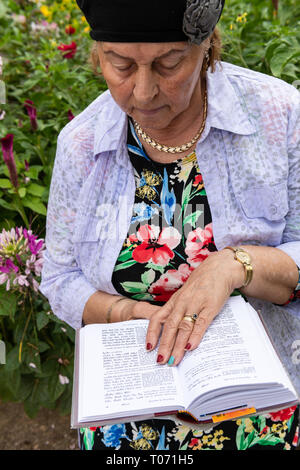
[236,251,251,263]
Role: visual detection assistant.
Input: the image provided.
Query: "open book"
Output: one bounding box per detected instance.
[71,296,299,428]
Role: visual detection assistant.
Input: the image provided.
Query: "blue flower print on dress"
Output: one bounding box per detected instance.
[101,423,128,448]
[131,202,159,223]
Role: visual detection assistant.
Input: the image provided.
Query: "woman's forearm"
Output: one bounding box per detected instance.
[82,290,135,325]
[227,245,299,305]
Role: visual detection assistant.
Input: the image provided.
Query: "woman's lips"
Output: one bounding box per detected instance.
[135,106,165,116]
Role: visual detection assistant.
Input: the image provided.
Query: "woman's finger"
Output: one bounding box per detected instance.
[166,314,196,366]
[183,309,214,352]
[145,302,173,352]
[154,297,189,364]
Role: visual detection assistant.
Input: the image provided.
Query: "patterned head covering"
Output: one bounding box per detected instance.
[76,0,225,44]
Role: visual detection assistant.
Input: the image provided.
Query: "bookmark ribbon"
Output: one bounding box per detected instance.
[212,407,256,423]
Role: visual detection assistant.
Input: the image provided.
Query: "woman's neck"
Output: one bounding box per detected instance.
[134,77,207,164]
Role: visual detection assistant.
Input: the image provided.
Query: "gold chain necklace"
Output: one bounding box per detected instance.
[133,89,207,154]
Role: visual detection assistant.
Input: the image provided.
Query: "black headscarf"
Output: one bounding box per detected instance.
[76,0,225,45]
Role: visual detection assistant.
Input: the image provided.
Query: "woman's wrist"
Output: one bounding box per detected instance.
[114,297,138,322]
[219,248,245,291]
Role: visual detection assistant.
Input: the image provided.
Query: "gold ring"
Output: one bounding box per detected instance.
[183,313,198,323]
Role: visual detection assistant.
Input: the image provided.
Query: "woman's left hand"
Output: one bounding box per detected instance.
[145,249,244,366]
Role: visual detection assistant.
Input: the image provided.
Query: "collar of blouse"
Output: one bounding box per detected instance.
[92,62,256,163]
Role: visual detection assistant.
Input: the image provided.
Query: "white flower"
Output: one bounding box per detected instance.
[59,374,69,385]
[29,362,37,369]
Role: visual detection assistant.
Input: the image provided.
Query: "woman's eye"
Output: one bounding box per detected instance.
[156,61,181,71]
[114,64,132,72]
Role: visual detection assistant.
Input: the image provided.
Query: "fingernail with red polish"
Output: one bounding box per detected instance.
[146,343,152,351]
[157,354,164,363]
[185,343,192,350]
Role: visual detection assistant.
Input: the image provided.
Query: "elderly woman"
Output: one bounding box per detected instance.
[40,0,300,451]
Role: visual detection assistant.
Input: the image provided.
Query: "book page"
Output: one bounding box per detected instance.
[178,296,293,410]
[247,297,300,397]
[78,320,184,421]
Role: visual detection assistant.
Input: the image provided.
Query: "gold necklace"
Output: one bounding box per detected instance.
[133,89,207,154]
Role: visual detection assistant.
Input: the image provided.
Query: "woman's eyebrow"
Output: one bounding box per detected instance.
[103,47,190,61]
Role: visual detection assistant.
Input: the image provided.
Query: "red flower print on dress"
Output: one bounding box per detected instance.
[268,406,297,422]
[132,225,181,266]
[149,263,192,302]
[192,173,204,190]
[185,223,215,268]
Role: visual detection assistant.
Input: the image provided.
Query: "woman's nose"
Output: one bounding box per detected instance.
[133,67,159,105]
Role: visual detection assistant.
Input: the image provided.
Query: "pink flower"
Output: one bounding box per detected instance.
[0,227,44,293]
[67,109,75,121]
[132,225,181,266]
[149,264,192,302]
[0,133,19,188]
[57,41,77,59]
[185,223,215,268]
[24,99,38,130]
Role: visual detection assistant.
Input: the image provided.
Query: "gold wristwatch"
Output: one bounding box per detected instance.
[224,246,253,287]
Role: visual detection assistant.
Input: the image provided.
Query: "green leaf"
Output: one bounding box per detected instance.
[48,372,65,401]
[18,187,26,198]
[236,422,247,450]
[145,262,165,274]
[4,346,20,371]
[113,259,137,272]
[22,195,47,216]
[0,287,17,318]
[183,210,203,228]
[181,181,192,214]
[257,434,284,446]
[141,269,155,287]
[25,165,43,180]
[36,311,50,331]
[117,247,133,262]
[120,281,148,293]
[270,45,300,77]
[132,293,154,301]
[0,178,12,189]
[26,183,46,198]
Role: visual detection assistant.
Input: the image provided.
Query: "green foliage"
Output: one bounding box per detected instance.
[0,0,299,418]
[220,0,300,84]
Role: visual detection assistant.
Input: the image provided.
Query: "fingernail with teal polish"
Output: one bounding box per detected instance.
[168,356,175,366]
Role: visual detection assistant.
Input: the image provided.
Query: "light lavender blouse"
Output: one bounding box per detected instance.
[39,61,300,330]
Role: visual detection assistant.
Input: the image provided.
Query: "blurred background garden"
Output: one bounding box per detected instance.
[0,0,299,450]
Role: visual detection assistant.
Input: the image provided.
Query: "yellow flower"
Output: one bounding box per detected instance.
[236,12,248,23]
[202,434,213,445]
[244,418,254,434]
[173,425,192,442]
[271,421,288,439]
[81,15,87,23]
[130,438,151,450]
[230,23,233,30]
[84,26,90,33]
[40,5,52,18]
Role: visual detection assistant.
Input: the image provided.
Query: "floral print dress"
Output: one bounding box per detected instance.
[79,119,299,451]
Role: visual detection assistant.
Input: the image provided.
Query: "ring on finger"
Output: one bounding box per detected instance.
[183,313,198,323]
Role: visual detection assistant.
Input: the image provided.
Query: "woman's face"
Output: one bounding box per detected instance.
[96,41,207,132]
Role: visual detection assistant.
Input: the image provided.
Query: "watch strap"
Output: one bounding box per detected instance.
[224,246,253,288]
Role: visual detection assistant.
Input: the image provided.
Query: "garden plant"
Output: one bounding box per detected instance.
[0,0,299,419]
